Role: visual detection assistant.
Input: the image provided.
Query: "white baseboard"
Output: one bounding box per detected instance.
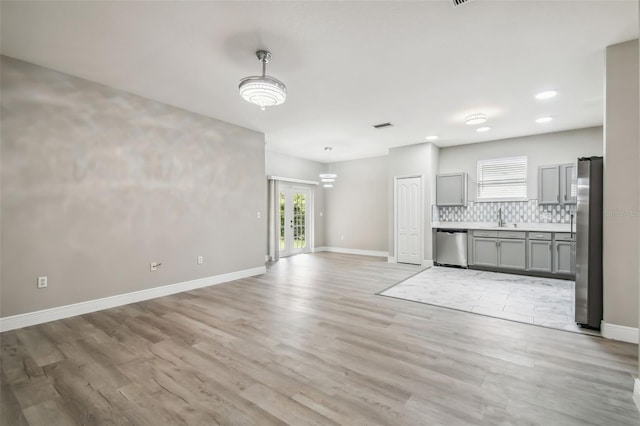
[634,378,640,412]
[315,246,388,258]
[422,259,434,267]
[0,266,266,333]
[601,321,639,344]
[388,256,397,263]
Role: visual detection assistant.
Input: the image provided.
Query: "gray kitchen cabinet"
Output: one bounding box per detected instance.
[560,163,577,204]
[528,239,552,272]
[436,173,467,206]
[472,237,498,267]
[538,165,561,204]
[554,240,574,275]
[538,163,577,205]
[497,239,527,270]
[466,230,575,277]
[471,230,526,270]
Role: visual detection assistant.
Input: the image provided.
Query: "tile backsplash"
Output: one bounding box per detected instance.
[435,200,575,224]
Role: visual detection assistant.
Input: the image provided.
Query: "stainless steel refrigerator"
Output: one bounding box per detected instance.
[575,156,603,329]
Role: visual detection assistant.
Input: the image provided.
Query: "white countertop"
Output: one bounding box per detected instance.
[432,222,572,233]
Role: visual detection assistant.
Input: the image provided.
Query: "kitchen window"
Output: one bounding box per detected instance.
[476,156,528,200]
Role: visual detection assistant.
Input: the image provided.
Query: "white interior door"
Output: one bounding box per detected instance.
[396,177,422,265]
[280,187,310,257]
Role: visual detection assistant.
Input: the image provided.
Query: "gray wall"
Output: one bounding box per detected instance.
[603,39,639,329]
[388,143,439,262]
[324,156,388,252]
[1,56,266,317]
[266,150,325,182]
[265,150,326,248]
[439,127,603,201]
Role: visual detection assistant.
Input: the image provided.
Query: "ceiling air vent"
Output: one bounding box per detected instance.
[372,122,393,129]
[451,0,474,6]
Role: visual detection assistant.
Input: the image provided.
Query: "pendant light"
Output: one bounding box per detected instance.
[239,50,287,110]
[320,147,337,188]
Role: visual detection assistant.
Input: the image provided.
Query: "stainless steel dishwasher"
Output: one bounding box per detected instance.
[435,229,468,267]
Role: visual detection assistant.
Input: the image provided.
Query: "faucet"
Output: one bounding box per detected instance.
[498,207,505,227]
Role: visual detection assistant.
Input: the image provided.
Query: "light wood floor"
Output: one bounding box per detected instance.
[2,253,639,425]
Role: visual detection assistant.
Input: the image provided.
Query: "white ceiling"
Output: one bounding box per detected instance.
[1,1,637,163]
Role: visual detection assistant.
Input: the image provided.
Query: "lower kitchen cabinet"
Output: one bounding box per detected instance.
[528,239,553,272]
[472,238,499,267]
[554,241,574,275]
[497,239,526,270]
[462,229,575,278]
[470,232,526,270]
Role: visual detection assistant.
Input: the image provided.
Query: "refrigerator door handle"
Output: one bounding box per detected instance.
[570,212,574,240]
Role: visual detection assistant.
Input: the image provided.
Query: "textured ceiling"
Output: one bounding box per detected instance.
[1,1,638,162]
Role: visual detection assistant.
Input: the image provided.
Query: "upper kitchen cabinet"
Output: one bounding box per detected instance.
[538,163,576,205]
[538,165,560,204]
[436,172,467,206]
[560,163,577,204]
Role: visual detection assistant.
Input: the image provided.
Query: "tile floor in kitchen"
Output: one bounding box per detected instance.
[380,266,598,335]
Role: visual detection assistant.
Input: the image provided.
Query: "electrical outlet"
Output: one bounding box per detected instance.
[341,235,344,241]
[37,276,47,289]
[150,262,161,271]
[197,256,203,265]
[256,212,261,219]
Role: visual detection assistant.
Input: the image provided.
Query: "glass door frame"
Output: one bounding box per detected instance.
[279,185,313,257]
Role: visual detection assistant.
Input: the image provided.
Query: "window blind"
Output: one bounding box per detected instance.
[476,156,527,200]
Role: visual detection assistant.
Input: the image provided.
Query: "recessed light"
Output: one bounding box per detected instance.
[476,126,491,132]
[323,184,333,188]
[465,113,488,125]
[535,90,557,100]
[536,116,553,123]
[426,135,439,141]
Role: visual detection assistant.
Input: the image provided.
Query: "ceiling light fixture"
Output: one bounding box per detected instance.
[535,90,557,100]
[426,135,439,141]
[464,113,488,126]
[536,116,553,123]
[320,147,337,188]
[476,126,491,132]
[239,50,287,110]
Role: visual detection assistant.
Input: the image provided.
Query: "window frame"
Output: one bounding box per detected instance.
[475,155,528,202]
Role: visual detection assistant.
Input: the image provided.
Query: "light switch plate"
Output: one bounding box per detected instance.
[37,276,48,289]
